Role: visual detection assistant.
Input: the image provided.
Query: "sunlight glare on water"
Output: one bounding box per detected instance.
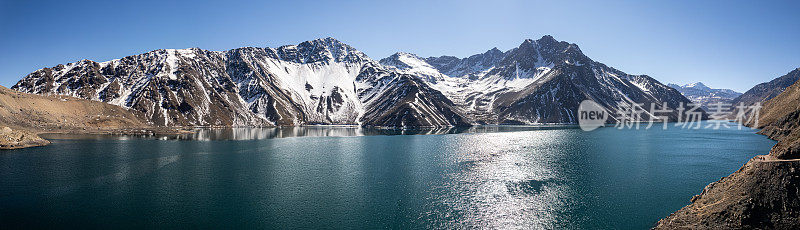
[423,130,577,228]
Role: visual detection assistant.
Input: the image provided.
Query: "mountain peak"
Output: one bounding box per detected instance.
[521,35,560,48]
[521,38,535,45]
[307,36,342,43]
[500,34,588,74]
[518,35,573,50]
[670,81,743,107]
[297,37,349,48]
[684,82,710,89]
[381,52,420,67]
[381,52,425,65]
[485,47,503,56]
[276,37,368,64]
[391,52,419,58]
[538,35,557,43]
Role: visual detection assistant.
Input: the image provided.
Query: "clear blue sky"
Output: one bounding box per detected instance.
[1,0,798,92]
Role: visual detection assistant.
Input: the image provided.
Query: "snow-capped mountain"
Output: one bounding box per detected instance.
[13,36,694,127]
[13,38,467,127]
[668,82,742,108]
[382,35,695,124]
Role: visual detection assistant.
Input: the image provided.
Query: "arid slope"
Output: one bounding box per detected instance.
[0,85,153,149]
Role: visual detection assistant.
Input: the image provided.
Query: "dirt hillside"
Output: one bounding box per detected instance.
[0,85,161,149]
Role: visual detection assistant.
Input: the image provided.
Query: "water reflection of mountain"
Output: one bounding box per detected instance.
[175,125,580,141]
[40,125,580,141]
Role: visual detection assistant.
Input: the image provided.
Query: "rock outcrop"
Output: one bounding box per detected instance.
[0,127,49,149]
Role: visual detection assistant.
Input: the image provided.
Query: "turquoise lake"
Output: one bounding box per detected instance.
[0,123,776,229]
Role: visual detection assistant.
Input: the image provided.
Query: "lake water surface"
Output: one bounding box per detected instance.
[0,123,776,229]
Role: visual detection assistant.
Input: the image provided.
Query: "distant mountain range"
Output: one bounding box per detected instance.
[667,82,742,109]
[12,36,694,127]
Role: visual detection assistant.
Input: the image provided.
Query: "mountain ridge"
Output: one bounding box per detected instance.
[382,36,695,124]
[732,68,800,106]
[12,36,695,127]
[668,82,742,110]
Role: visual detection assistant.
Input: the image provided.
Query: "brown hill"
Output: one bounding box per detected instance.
[0,85,172,149]
[0,85,149,131]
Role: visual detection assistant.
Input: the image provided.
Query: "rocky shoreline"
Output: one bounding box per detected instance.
[0,126,196,150]
[654,154,800,229]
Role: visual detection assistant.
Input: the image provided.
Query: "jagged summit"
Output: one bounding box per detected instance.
[538,34,557,42]
[271,37,369,64]
[424,47,506,79]
[422,35,576,77]
[520,35,579,50]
